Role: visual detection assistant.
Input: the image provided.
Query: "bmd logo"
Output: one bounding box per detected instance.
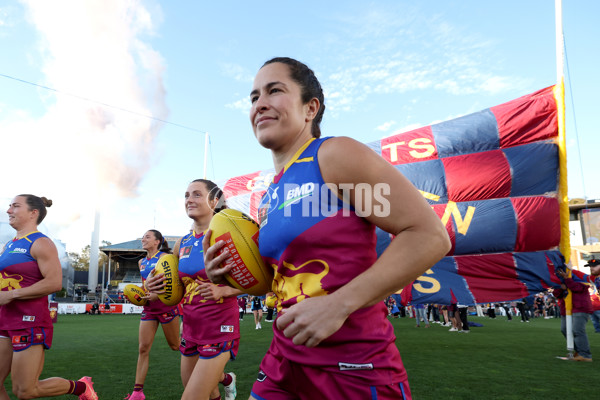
[286,182,314,201]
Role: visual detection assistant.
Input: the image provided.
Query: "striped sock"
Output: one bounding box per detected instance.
[69,380,86,396]
[134,384,144,392]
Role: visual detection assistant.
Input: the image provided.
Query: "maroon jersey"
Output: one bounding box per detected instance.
[0,232,53,330]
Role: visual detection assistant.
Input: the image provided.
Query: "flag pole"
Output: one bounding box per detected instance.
[554,0,574,356]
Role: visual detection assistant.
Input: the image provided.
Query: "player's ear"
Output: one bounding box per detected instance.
[305,98,320,122]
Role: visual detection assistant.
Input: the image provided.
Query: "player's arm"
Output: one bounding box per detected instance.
[277,137,451,347]
[196,281,243,301]
[0,237,62,305]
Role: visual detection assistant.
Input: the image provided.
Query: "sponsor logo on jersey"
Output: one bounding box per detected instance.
[280,182,315,209]
[10,248,27,254]
[22,315,36,322]
[179,245,193,260]
[220,325,234,333]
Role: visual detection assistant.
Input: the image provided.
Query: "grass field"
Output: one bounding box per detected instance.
[3,313,600,399]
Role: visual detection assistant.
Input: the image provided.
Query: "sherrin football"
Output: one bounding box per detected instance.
[154,254,184,306]
[123,284,147,306]
[208,208,273,296]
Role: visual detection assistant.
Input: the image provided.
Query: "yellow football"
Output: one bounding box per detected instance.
[154,254,184,306]
[123,284,147,306]
[209,209,273,296]
[265,294,277,309]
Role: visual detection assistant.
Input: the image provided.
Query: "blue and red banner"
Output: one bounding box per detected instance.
[221,85,568,305]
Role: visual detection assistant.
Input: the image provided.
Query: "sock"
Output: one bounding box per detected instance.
[210,396,222,400]
[220,373,233,386]
[134,384,144,392]
[70,380,86,396]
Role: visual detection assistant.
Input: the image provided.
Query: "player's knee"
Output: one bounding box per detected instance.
[139,342,152,354]
[12,383,37,400]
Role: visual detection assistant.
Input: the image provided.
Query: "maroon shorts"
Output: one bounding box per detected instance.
[0,327,53,352]
[180,337,239,360]
[141,308,180,324]
[251,349,412,400]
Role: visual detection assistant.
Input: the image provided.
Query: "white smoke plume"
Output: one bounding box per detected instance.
[1,0,167,250]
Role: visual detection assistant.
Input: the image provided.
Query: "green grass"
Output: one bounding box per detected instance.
[3,314,600,399]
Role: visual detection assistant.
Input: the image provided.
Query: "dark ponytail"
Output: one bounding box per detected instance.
[191,179,227,214]
[148,229,171,254]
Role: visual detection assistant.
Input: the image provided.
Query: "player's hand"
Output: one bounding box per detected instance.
[202,229,233,285]
[143,292,159,302]
[195,280,225,301]
[0,290,15,306]
[556,269,569,279]
[145,270,166,294]
[276,294,350,348]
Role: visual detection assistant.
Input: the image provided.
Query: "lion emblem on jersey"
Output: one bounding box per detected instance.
[272,259,329,307]
[0,272,24,290]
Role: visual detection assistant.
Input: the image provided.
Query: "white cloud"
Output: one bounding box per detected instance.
[221,63,254,82]
[1,0,168,250]
[225,97,250,113]
[308,6,527,115]
[376,120,396,132]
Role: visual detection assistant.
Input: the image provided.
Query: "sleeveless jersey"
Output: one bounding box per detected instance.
[177,231,239,343]
[257,137,406,384]
[140,251,179,315]
[0,231,53,330]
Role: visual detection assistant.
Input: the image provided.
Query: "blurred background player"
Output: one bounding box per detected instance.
[124,229,181,400]
[0,194,97,400]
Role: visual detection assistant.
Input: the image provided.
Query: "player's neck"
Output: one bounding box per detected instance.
[16,225,38,239]
[146,248,159,258]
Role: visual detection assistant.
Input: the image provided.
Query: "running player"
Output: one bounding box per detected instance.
[124,229,181,400]
[146,180,239,400]
[204,57,451,399]
[0,194,97,400]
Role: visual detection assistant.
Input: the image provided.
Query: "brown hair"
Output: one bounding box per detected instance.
[191,179,227,214]
[147,229,171,253]
[262,57,325,138]
[19,194,52,224]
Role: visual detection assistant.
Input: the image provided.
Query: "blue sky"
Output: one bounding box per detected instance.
[0,0,598,253]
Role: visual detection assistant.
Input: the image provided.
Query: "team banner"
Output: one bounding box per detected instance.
[220,85,566,305]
